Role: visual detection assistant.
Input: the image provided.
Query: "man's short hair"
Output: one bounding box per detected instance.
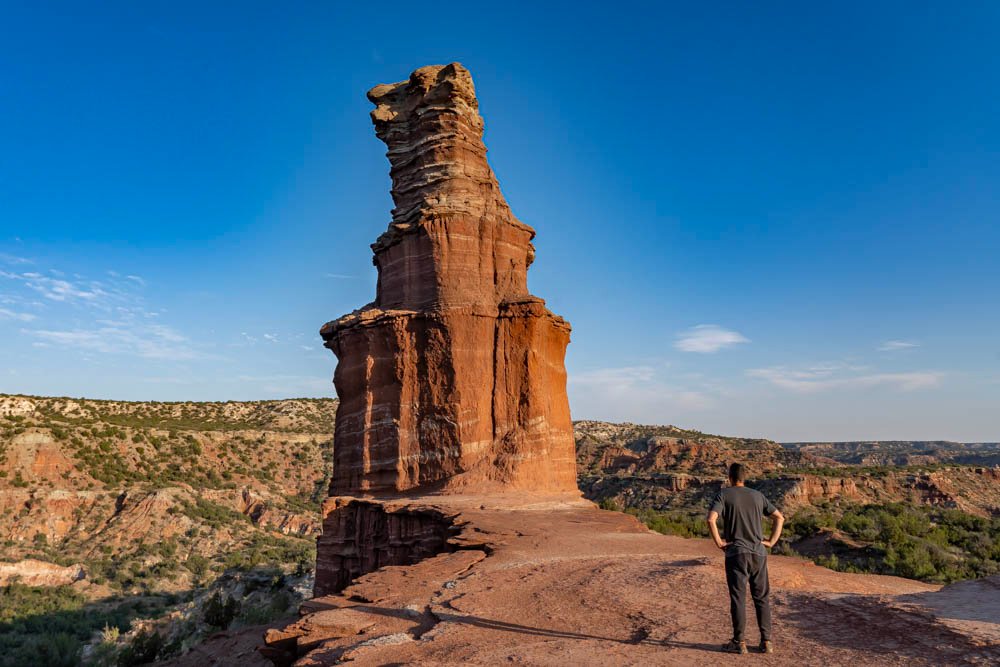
[728,463,746,483]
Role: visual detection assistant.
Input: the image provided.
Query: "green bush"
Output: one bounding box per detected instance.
[801,502,1000,583]
[12,471,29,488]
[21,632,80,667]
[598,498,622,512]
[184,554,211,577]
[222,532,315,572]
[619,507,710,539]
[117,628,163,666]
[0,585,167,667]
[203,591,240,629]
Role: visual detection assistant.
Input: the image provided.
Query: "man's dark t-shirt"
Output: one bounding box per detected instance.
[709,486,777,557]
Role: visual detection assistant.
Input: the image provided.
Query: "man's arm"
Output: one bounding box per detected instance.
[761,510,784,548]
[706,510,728,551]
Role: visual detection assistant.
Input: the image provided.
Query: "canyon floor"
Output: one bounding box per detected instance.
[260,497,999,667]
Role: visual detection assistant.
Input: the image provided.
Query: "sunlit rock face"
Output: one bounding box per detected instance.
[320,63,578,498]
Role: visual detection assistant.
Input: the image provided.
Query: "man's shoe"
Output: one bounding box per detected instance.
[722,639,748,654]
[759,640,774,654]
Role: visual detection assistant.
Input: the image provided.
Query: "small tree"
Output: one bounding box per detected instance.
[203,591,240,629]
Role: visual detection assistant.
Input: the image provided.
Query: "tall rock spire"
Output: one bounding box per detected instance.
[364,63,535,310]
[320,63,577,497]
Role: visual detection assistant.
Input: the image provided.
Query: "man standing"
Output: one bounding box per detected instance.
[707,463,784,655]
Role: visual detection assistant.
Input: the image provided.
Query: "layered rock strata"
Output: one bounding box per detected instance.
[0,559,85,587]
[314,63,580,600]
[313,498,459,595]
[319,63,578,498]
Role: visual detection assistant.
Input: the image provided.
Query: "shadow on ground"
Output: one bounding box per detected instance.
[778,591,1000,662]
[351,604,723,654]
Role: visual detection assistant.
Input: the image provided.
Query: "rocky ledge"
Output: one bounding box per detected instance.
[261,499,999,666]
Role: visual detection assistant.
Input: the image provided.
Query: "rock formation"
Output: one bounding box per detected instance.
[319,63,578,498]
[0,558,85,587]
[313,62,579,598]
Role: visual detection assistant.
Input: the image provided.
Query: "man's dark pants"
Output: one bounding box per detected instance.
[724,552,771,642]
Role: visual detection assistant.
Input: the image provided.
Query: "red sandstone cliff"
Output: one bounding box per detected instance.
[319,63,577,498]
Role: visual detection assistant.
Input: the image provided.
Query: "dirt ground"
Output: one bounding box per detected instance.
[225,497,1000,666]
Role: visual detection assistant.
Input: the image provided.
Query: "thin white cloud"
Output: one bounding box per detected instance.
[0,266,152,315]
[31,321,201,361]
[0,253,33,265]
[325,273,356,279]
[569,364,713,422]
[6,262,205,361]
[878,340,919,352]
[0,307,36,322]
[675,324,750,353]
[234,374,333,396]
[126,275,146,286]
[747,363,942,393]
[263,333,279,342]
[2,270,108,304]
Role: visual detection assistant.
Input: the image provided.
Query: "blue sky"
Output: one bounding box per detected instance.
[1,2,997,441]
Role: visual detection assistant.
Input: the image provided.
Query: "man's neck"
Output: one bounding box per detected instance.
[732,481,745,487]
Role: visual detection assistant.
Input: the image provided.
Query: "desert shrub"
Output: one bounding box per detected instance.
[598,497,622,512]
[795,502,1000,583]
[784,510,837,539]
[184,554,210,577]
[239,591,292,625]
[223,532,314,572]
[20,632,80,667]
[622,508,710,539]
[0,585,167,667]
[12,471,29,488]
[154,539,178,559]
[202,591,240,629]
[177,496,249,528]
[836,511,878,541]
[89,640,119,667]
[117,628,163,666]
[102,623,121,643]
